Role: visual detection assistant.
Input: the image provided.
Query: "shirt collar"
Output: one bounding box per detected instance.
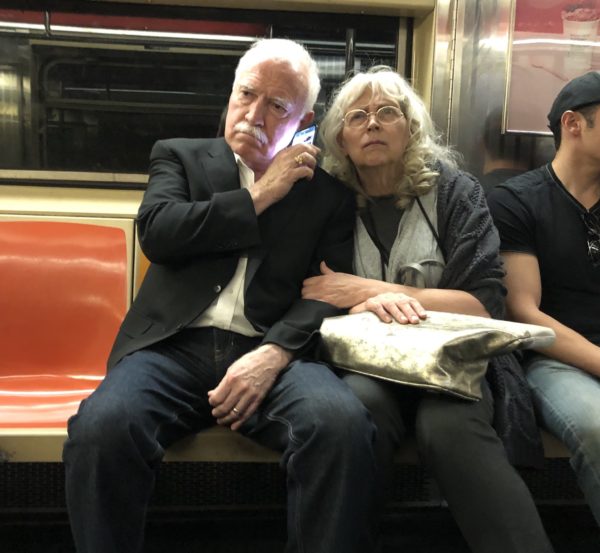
[233,153,254,188]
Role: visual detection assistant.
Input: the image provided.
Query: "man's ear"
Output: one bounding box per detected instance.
[299,111,315,129]
[562,110,582,137]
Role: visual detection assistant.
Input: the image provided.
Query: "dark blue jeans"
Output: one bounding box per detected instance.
[63,328,377,553]
[526,354,600,526]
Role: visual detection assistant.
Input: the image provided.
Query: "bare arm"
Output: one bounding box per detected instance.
[503,252,600,377]
[302,262,490,317]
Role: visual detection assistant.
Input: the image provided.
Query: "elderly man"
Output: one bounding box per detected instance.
[63,38,377,553]
[488,71,600,526]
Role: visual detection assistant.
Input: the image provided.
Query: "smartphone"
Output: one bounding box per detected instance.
[291,124,317,146]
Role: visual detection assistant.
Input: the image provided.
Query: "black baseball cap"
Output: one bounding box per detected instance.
[547,71,600,130]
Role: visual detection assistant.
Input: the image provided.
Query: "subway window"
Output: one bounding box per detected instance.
[0,5,403,183]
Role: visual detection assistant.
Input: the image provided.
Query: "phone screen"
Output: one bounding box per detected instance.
[291,125,317,146]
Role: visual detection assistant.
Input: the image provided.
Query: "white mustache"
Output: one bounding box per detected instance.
[234,122,267,145]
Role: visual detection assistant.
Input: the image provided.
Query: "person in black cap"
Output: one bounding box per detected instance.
[487,71,600,527]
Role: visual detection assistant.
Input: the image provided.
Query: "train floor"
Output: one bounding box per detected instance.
[2,505,598,553]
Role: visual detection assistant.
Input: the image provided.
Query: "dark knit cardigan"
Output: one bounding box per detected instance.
[435,163,544,468]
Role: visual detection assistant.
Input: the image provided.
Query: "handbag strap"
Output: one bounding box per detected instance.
[415,195,445,259]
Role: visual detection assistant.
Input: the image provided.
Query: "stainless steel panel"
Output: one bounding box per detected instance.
[430,0,455,137]
[430,0,556,182]
[0,38,28,169]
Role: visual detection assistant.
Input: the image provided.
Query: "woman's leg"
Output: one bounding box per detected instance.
[342,373,409,501]
[339,373,417,553]
[416,381,554,553]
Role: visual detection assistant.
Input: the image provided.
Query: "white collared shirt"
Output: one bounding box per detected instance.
[189,154,263,337]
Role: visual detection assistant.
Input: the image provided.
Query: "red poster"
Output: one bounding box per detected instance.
[506,0,600,133]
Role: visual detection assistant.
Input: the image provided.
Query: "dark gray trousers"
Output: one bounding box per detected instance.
[343,373,555,553]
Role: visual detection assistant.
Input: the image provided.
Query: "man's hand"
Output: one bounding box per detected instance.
[249,144,320,215]
[350,292,427,324]
[302,261,387,308]
[208,343,293,431]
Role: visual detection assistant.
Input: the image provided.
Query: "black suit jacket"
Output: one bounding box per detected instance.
[107,137,356,369]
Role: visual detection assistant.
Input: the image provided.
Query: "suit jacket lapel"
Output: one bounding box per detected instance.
[201,138,240,193]
[245,180,307,292]
[198,139,307,291]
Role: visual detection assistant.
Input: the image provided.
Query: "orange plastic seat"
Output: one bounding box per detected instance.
[0,220,127,428]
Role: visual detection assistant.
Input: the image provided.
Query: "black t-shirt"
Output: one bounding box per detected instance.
[365,195,402,255]
[360,195,403,264]
[487,164,600,346]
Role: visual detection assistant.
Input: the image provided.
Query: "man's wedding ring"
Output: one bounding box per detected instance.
[294,154,305,166]
[231,407,241,417]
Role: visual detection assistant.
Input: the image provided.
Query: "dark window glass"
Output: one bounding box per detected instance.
[36,45,240,172]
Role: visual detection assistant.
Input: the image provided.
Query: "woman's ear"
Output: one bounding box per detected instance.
[336,131,347,154]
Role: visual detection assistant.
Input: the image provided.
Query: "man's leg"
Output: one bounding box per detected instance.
[242,360,378,553]
[63,346,218,553]
[526,354,600,525]
[416,381,554,553]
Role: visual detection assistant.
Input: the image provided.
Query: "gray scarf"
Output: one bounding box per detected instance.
[354,187,445,288]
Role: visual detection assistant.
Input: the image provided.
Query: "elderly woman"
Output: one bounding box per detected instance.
[302,67,554,553]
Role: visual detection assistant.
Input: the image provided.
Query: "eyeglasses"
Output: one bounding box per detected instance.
[342,105,404,128]
[582,212,600,267]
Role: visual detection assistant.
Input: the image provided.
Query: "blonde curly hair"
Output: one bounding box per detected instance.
[320,66,458,208]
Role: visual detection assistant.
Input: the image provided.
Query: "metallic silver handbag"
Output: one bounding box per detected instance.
[319,311,555,400]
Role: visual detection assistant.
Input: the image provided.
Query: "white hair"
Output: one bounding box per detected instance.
[320,66,459,207]
[234,38,320,115]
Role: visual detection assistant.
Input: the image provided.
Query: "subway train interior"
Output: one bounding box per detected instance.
[0,0,598,551]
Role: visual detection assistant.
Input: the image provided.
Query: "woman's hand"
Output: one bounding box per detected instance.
[350,292,427,324]
[302,261,384,308]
